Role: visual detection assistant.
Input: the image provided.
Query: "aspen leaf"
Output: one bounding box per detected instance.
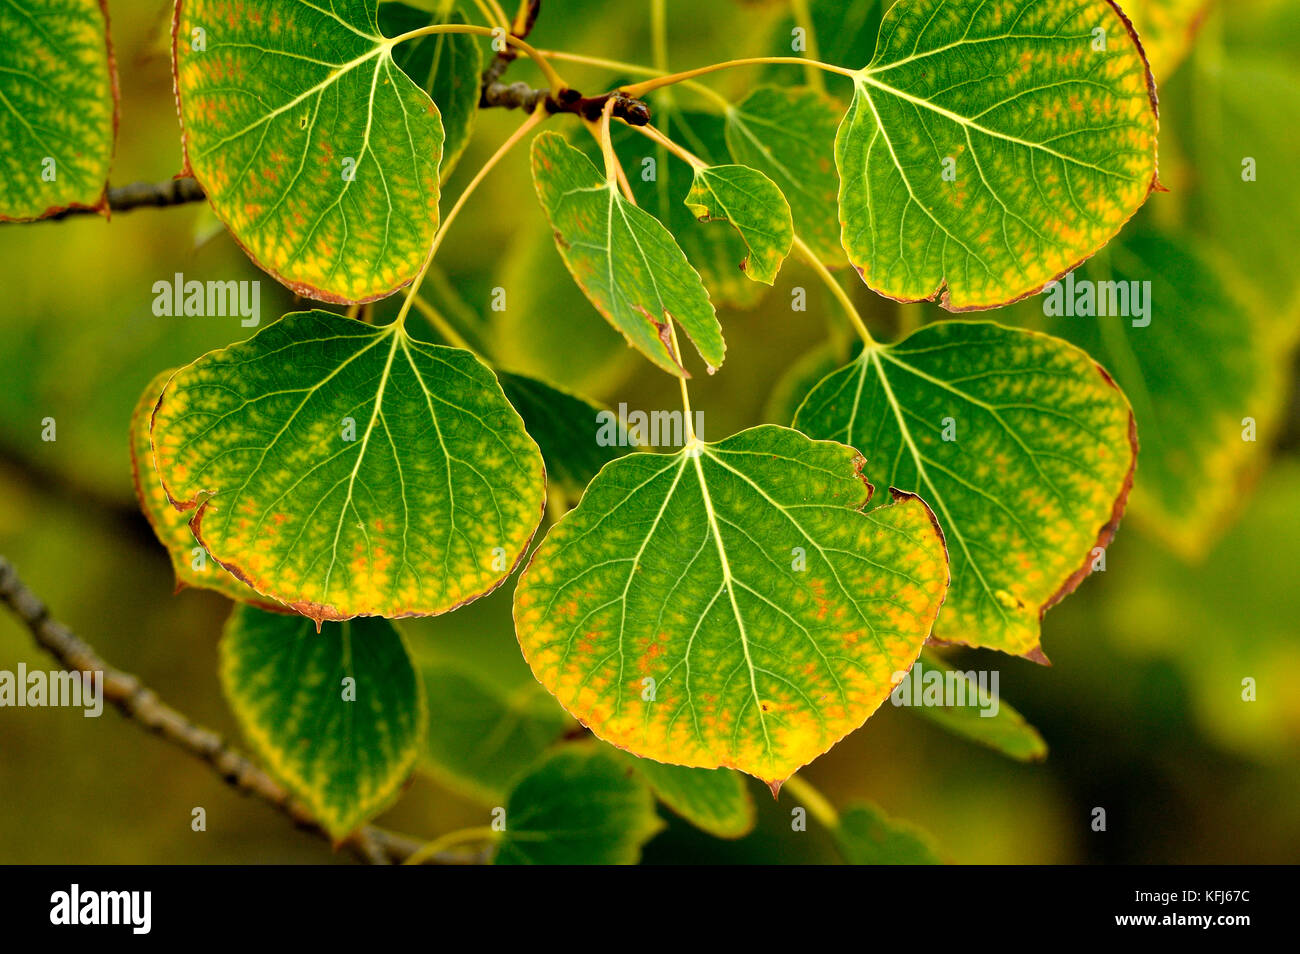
[221,605,424,840]
[514,425,949,788]
[684,163,794,285]
[1033,228,1292,559]
[795,322,1136,659]
[836,0,1161,310]
[418,658,571,804]
[150,310,545,624]
[725,86,845,266]
[531,131,725,377]
[173,0,445,303]
[0,0,117,221]
[382,2,482,181]
[834,801,942,864]
[131,369,282,608]
[907,652,1048,762]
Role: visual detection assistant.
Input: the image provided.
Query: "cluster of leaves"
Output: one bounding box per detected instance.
[13,0,1287,862]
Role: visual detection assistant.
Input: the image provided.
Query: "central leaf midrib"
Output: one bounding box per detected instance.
[854,71,1135,182]
[689,450,772,758]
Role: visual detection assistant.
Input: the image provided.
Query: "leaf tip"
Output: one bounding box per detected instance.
[1022,645,1052,667]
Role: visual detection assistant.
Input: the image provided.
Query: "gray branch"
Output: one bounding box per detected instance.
[0,554,477,865]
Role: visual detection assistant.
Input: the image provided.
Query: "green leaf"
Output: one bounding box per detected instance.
[649,110,773,309]
[906,652,1048,762]
[514,424,950,788]
[149,310,545,624]
[173,0,444,303]
[794,322,1136,659]
[0,0,117,221]
[836,0,1160,310]
[1035,228,1292,559]
[381,2,482,182]
[531,130,724,377]
[495,746,664,865]
[417,658,571,803]
[725,87,845,265]
[834,801,942,864]
[684,163,794,285]
[625,757,756,839]
[497,372,624,502]
[131,369,283,608]
[220,604,424,840]
[585,109,772,309]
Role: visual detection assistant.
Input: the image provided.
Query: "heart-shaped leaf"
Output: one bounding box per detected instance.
[684,163,794,285]
[173,0,444,303]
[131,369,282,608]
[0,0,117,220]
[514,424,950,788]
[531,130,724,377]
[725,87,845,265]
[794,321,1136,659]
[150,310,545,623]
[220,605,424,840]
[625,757,756,839]
[495,746,664,865]
[382,1,482,181]
[836,0,1160,310]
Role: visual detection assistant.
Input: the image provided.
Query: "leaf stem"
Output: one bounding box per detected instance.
[386,23,568,92]
[594,97,622,188]
[782,774,840,828]
[534,50,733,111]
[402,825,498,865]
[510,0,537,35]
[793,237,878,349]
[667,319,696,437]
[395,109,546,330]
[411,295,479,356]
[635,122,705,170]
[620,56,856,98]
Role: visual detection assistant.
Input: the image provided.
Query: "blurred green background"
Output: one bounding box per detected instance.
[0,0,1296,863]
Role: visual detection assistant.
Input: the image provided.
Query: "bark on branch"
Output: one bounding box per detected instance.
[40,177,208,220]
[0,554,475,865]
